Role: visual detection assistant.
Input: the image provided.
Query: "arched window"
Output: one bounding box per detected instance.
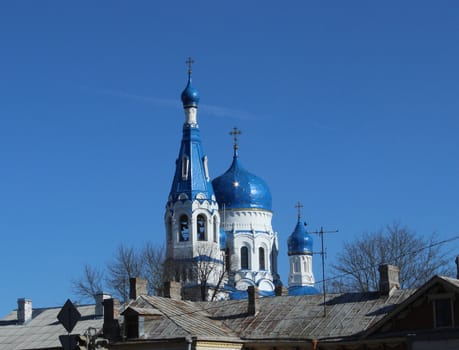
[294,258,301,273]
[181,155,189,180]
[179,215,189,241]
[259,247,266,270]
[166,217,173,242]
[241,246,249,269]
[197,214,206,241]
[203,156,210,181]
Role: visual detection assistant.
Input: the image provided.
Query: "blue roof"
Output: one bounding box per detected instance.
[287,220,314,255]
[288,285,319,296]
[212,155,272,211]
[226,287,276,300]
[169,125,215,202]
[181,74,200,108]
[168,76,214,203]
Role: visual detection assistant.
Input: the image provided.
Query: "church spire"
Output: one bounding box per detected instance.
[181,57,200,124]
[168,61,213,202]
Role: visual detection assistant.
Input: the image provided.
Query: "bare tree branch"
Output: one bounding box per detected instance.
[72,242,167,302]
[141,242,166,296]
[331,222,455,292]
[71,264,104,302]
[106,244,142,302]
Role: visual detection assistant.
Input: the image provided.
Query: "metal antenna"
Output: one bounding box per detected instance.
[311,226,338,317]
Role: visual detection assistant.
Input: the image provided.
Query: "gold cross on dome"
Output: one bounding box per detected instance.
[186,57,194,75]
[229,127,242,150]
[295,201,304,220]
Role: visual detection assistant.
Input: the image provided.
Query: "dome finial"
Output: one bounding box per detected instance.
[186,56,194,78]
[181,57,200,111]
[229,127,242,157]
[295,201,304,221]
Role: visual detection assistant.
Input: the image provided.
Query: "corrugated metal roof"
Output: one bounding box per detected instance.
[439,275,459,289]
[0,305,103,350]
[200,290,416,341]
[2,282,446,348]
[126,296,240,341]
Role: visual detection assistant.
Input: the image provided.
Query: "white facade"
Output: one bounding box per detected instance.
[288,254,315,287]
[165,194,224,289]
[221,208,279,292]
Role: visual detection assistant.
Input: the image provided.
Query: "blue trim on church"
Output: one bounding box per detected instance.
[226,286,276,300]
[173,255,224,265]
[288,285,319,296]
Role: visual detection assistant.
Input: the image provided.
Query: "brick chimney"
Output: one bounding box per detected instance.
[164,281,182,300]
[17,298,32,324]
[247,286,258,315]
[95,292,111,317]
[275,285,288,296]
[379,264,400,295]
[103,298,120,342]
[129,278,148,300]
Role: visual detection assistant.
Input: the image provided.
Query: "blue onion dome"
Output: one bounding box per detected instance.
[219,228,227,251]
[212,155,272,211]
[288,221,313,255]
[181,74,200,108]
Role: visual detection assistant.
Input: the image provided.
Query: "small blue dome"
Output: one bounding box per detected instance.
[181,75,200,108]
[288,221,313,255]
[219,228,227,251]
[212,155,272,211]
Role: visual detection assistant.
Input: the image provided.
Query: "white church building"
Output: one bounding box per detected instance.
[165,61,317,300]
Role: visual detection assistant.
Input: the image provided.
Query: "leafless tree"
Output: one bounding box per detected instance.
[164,244,228,301]
[72,264,105,301]
[192,244,226,301]
[141,242,166,296]
[106,244,142,302]
[72,242,166,303]
[330,222,454,292]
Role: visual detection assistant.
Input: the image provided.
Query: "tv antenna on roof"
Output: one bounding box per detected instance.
[311,226,338,317]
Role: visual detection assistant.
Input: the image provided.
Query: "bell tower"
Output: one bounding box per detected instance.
[164,59,224,300]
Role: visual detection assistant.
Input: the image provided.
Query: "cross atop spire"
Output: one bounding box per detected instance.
[295,201,304,220]
[186,57,194,76]
[229,127,242,155]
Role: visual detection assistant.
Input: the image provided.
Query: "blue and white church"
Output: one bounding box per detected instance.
[165,61,317,300]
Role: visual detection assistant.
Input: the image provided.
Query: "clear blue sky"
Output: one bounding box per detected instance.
[1,1,458,317]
